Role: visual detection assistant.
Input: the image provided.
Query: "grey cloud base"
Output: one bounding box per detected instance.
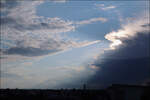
[3,47,61,57]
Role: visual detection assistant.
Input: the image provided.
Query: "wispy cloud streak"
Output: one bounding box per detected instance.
[0,0,104,58]
[95,4,116,11]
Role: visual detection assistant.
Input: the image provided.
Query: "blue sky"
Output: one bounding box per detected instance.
[0,0,149,89]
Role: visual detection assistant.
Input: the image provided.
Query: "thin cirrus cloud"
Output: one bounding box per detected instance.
[95,4,116,11]
[0,0,105,58]
[75,17,107,25]
[50,0,67,3]
[87,16,150,88]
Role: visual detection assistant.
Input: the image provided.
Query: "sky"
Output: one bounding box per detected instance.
[0,0,150,89]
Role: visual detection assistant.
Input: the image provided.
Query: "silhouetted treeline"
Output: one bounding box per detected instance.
[0,89,109,100]
[0,84,150,100]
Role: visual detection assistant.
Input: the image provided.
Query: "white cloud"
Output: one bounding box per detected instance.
[1,1,104,58]
[69,40,101,48]
[0,0,107,89]
[51,0,67,3]
[102,6,116,10]
[95,4,116,11]
[75,17,107,25]
[105,16,149,49]
[89,65,99,70]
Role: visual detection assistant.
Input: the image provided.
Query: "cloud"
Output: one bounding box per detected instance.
[95,4,116,11]
[1,71,22,79]
[0,1,104,88]
[2,40,100,57]
[1,0,104,58]
[89,65,99,70]
[3,47,61,57]
[32,65,96,89]
[1,17,75,33]
[51,0,67,3]
[87,16,150,88]
[69,40,101,48]
[1,62,95,89]
[75,17,107,25]
[105,16,149,50]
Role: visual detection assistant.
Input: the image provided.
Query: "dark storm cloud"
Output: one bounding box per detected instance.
[89,57,150,88]
[103,32,150,59]
[87,24,150,88]
[142,23,150,28]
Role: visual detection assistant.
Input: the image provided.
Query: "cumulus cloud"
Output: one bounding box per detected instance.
[95,4,116,11]
[105,16,149,50]
[0,0,103,58]
[87,16,150,88]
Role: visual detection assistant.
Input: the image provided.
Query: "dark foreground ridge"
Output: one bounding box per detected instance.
[1,84,150,100]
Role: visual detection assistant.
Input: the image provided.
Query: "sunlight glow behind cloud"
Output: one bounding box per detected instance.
[105,16,149,49]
